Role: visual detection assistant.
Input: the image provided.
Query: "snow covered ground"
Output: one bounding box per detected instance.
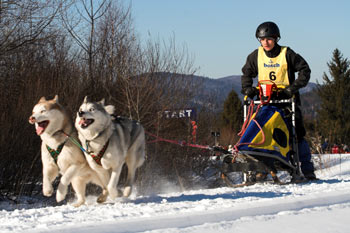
[1,154,350,233]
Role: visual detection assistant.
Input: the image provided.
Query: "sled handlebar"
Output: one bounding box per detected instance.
[243,84,295,104]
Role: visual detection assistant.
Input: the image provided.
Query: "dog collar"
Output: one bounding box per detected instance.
[46,142,66,164]
[85,140,110,166]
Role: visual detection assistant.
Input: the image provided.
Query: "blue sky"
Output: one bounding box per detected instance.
[128,0,349,83]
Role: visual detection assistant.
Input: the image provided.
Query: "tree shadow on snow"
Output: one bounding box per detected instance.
[131,190,291,205]
[130,178,350,205]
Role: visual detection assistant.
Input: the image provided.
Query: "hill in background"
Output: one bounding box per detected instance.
[192,75,319,117]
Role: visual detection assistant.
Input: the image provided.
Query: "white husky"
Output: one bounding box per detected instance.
[29,95,108,207]
[75,97,145,199]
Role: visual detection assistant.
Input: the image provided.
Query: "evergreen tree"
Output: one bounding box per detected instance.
[221,90,243,133]
[316,49,350,145]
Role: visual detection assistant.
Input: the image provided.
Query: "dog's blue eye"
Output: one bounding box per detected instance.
[41,110,46,113]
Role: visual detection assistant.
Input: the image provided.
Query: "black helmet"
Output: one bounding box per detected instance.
[255,21,280,41]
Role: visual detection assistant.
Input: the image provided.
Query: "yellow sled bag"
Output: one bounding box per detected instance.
[237,105,291,163]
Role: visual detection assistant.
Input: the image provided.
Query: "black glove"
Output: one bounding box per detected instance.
[243,87,258,99]
[282,86,297,98]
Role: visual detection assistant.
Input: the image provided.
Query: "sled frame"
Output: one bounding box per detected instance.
[222,97,303,184]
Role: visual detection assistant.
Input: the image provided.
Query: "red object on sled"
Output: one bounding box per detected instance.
[257,80,278,105]
[258,80,278,98]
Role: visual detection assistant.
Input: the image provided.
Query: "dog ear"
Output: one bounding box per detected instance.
[104,105,115,115]
[99,98,105,106]
[83,96,88,103]
[53,95,59,103]
[39,96,47,102]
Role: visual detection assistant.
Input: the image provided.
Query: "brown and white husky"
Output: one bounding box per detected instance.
[29,95,109,207]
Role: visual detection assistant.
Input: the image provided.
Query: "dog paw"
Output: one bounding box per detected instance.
[123,186,132,197]
[97,190,108,203]
[108,188,118,199]
[97,194,108,203]
[56,193,65,203]
[43,186,53,197]
[56,183,68,202]
[108,187,122,199]
[72,200,85,207]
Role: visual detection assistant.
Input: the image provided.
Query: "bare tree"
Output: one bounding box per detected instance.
[137,36,199,126]
[60,0,112,84]
[91,2,199,125]
[0,0,60,54]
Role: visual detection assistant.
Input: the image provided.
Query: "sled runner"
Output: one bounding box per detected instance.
[219,81,305,186]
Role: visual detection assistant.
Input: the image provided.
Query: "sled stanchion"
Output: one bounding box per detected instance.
[243,100,247,122]
[291,97,303,180]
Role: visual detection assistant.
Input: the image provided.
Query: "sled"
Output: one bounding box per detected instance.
[218,81,305,186]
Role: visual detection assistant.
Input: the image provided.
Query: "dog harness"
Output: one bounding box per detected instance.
[85,140,110,166]
[46,142,66,164]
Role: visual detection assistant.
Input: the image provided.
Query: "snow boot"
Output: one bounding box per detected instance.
[304,171,317,181]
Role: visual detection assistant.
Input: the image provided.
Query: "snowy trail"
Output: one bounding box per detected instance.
[1,154,350,233]
[47,184,350,233]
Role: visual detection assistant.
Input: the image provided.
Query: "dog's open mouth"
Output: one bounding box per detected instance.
[36,120,49,135]
[79,118,94,129]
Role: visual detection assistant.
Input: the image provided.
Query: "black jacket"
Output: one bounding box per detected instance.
[241,44,311,94]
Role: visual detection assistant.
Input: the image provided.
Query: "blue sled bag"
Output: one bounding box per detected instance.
[237,105,291,164]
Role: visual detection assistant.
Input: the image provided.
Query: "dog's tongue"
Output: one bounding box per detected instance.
[36,125,45,135]
[79,118,86,125]
[36,121,49,135]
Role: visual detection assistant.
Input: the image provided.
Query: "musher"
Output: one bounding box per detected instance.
[240,21,316,180]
